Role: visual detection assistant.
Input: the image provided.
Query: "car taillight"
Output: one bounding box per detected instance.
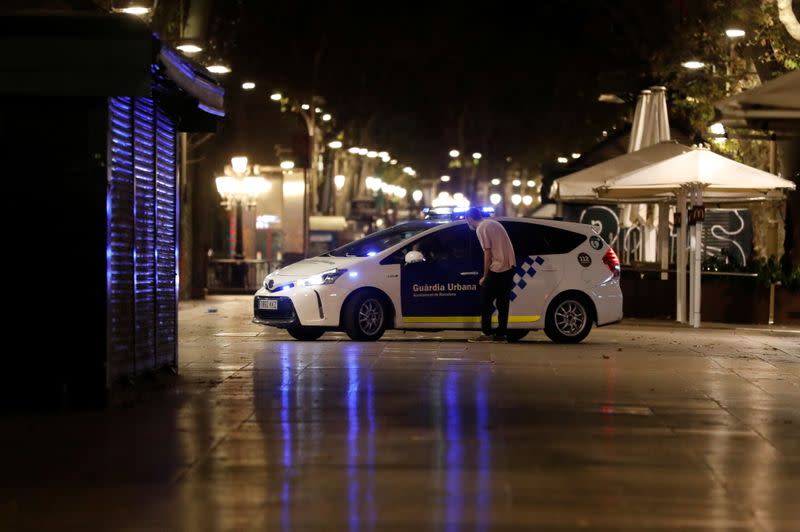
[602,247,620,278]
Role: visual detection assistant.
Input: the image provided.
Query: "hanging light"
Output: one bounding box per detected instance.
[241,82,256,90]
[682,60,705,70]
[412,190,423,203]
[280,161,295,170]
[440,175,451,182]
[725,28,745,38]
[206,64,231,74]
[490,193,502,205]
[449,149,460,158]
[176,42,203,54]
[472,152,482,159]
[522,195,533,206]
[270,92,282,101]
[491,178,501,186]
[527,180,535,187]
[512,179,521,187]
[557,156,569,164]
[511,194,522,206]
[334,175,346,190]
[328,140,343,149]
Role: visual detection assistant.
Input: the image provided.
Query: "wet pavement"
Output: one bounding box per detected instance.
[2,295,799,530]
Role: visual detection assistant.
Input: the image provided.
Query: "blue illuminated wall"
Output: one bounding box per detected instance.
[107,96,178,384]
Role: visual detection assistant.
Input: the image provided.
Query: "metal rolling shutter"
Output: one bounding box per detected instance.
[154,106,177,367]
[107,96,178,384]
[108,96,136,380]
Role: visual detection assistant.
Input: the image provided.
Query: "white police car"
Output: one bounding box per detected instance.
[253,216,622,343]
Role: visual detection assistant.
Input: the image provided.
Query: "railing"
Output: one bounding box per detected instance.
[207,259,282,294]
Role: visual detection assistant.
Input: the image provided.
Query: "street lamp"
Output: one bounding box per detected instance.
[725,28,746,38]
[440,175,451,182]
[571,153,581,159]
[490,193,501,205]
[449,149,460,158]
[206,64,231,74]
[557,156,569,164]
[242,82,256,90]
[176,42,203,54]
[511,194,522,206]
[682,60,705,70]
[348,147,360,154]
[334,175,346,191]
[522,195,533,206]
[526,180,535,187]
[112,2,151,16]
[412,189,423,203]
[270,92,283,101]
[472,152,482,160]
[280,160,295,170]
[512,179,521,187]
[491,178,501,186]
[328,140,343,149]
[322,113,332,122]
[215,156,270,288]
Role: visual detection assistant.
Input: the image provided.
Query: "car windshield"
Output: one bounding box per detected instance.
[327,221,438,257]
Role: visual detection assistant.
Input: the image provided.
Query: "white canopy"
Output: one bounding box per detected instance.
[716,70,800,130]
[596,148,796,199]
[550,141,692,202]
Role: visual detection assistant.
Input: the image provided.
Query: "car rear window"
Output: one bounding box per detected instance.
[500,221,587,256]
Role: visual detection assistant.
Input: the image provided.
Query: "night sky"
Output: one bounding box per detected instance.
[193,0,700,176]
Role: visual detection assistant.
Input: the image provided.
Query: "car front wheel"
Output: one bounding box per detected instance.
[343,291,387,341]
[544,295,592,343]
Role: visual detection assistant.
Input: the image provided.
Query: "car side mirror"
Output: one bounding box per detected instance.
[404,250,425,264]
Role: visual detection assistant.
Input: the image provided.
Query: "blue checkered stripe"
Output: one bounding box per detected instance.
[510,256,545,301]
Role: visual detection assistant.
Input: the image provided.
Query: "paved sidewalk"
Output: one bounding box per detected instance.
[1,295,797,530]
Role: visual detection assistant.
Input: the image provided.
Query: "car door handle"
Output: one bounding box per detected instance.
[460,271,479,276]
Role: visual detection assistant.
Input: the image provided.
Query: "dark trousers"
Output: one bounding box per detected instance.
[480,268,515,336]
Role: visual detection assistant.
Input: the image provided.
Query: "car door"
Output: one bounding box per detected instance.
[499,221,566,327]
[399,224,484,328]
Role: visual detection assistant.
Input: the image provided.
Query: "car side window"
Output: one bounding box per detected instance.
[501,221,586,256]
[414,225,478,262]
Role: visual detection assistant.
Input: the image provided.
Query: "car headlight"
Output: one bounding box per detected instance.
[298,269,347,287]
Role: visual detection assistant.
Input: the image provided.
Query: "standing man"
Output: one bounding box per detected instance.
[465,207,516,343]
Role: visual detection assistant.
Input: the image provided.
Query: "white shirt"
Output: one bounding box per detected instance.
[475,219,515,273]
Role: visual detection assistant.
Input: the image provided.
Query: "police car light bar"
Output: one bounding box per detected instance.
[422,205,495,220]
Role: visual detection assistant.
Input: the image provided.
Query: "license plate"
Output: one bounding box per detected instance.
[259,299,278,310]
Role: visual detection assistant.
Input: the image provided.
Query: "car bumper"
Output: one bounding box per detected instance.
[253,285,349,327]
[590,280,623,325]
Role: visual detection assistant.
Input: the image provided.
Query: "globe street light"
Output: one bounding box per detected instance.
[511,194,522,206]
[440,175,451,182]
[522,195,533,206]
[270,92,282,101]
[725,28,745,38]
[334,175,346,191]
[241,82,256,90]
[412,189,423,203]
[449,149,460,158]
[215,156,270,287]
[490,193,501,205]
[491,178,501,186]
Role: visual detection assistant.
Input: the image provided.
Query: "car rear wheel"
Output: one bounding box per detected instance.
[545,294,592,343]
[343,291,387,341]
[287,326,324,341]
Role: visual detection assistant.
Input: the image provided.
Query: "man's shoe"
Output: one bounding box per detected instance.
[468,334,494,343]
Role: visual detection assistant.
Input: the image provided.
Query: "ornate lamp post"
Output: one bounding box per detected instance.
[215,156,270,287]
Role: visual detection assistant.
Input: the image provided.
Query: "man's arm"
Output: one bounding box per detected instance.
[481,247,492,285]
